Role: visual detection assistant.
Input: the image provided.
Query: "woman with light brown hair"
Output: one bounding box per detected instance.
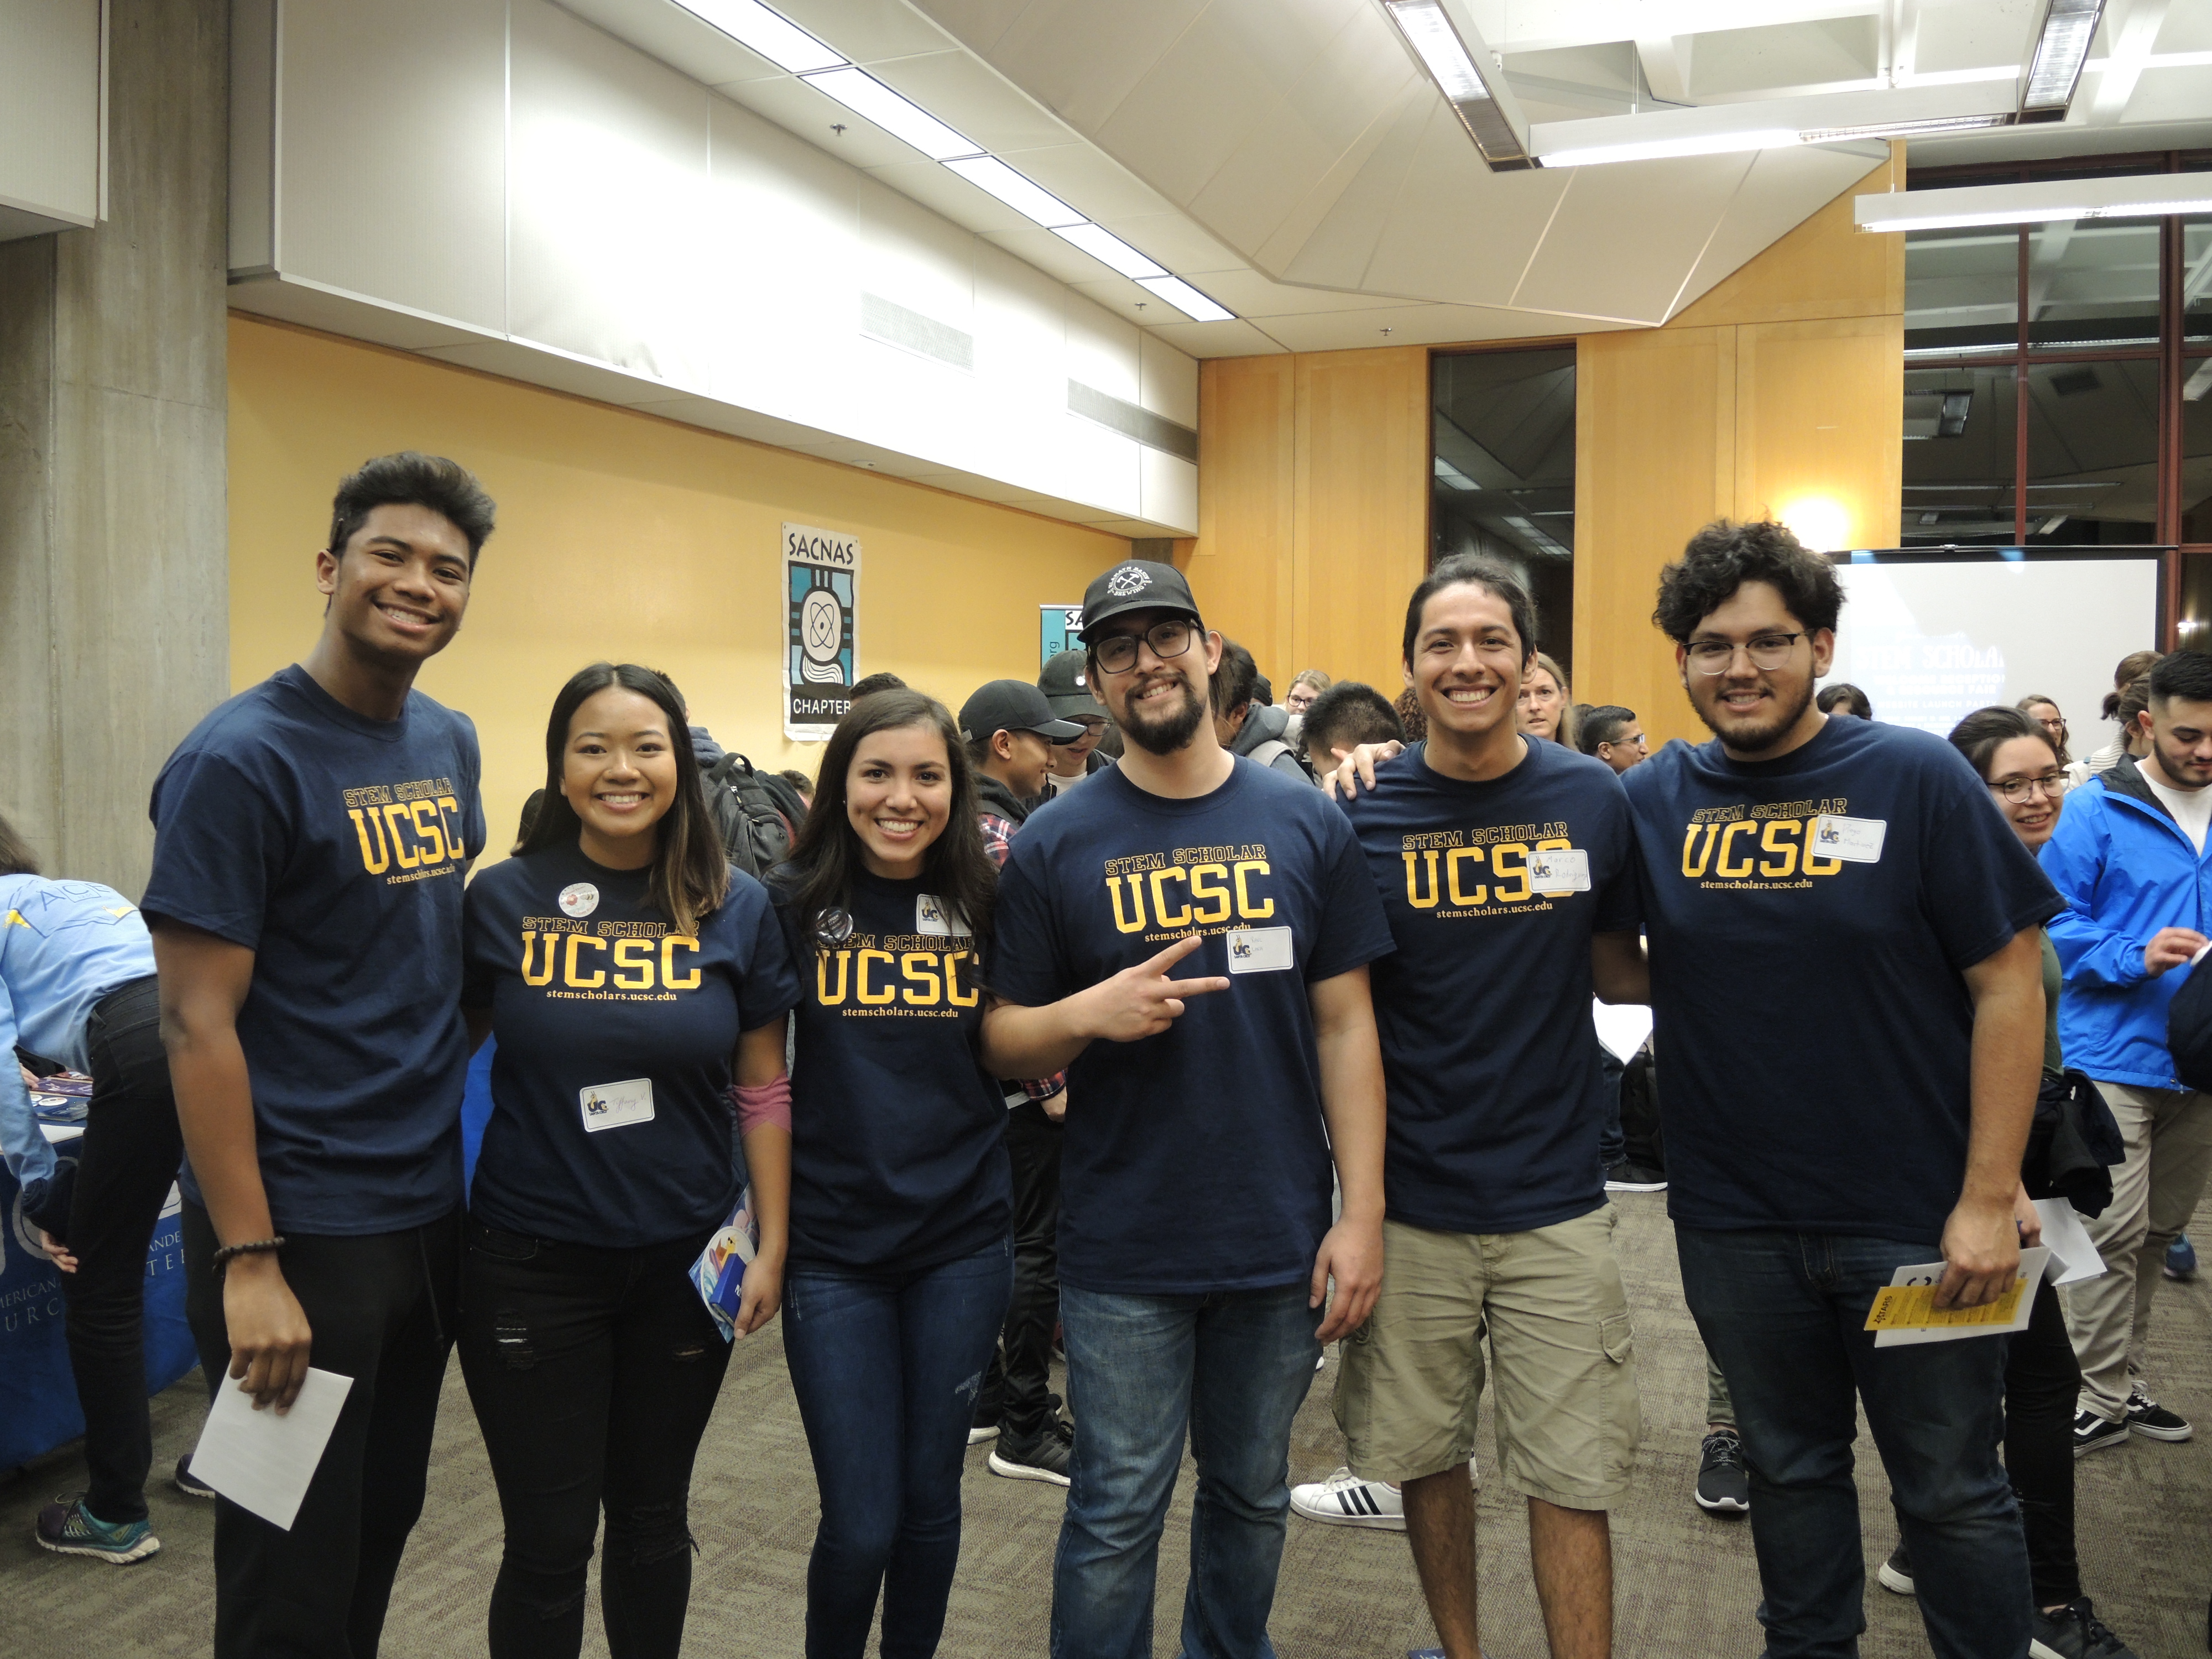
[1517,650,1575,749]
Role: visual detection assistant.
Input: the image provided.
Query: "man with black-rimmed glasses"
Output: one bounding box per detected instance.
[1620,520,2058,1659]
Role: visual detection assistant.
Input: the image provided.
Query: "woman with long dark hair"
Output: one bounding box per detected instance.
[1865,706,2139,1659]
[458,662,800,1659]
[771,688,1013,1659]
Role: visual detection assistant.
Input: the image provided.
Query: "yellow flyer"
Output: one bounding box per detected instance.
[1864,1248,2048,1347]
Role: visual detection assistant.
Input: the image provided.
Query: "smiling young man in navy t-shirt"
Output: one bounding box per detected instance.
[1314,556,1646,1659]
[1623,521,2058,1659]
[982,559,1394,1659]
[145,454,495,1659]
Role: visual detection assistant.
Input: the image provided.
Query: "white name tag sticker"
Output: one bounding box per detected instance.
[581,1077,654,1133]
[1526,848,1592,895]
[1225,926,1294,974]
[1811,814,1887,864]
[915,894,967,936]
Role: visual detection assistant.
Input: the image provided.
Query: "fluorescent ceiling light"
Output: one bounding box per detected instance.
[2021,0,2106,116]
[1857,171,2212,233]
[1052,224,1166,280]
[1382,0,1537,171]
[1135,275,1234,324]
[800,67,982,161]
[942,156,1083,228]
[1532,81,2019,168]
[675,0,844,75]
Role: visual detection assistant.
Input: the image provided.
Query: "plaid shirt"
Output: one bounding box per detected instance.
[981,809,1065,1103]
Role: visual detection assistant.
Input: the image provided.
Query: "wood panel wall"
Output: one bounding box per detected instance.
[1191,149,1904,747]
[1193,346,1429,697]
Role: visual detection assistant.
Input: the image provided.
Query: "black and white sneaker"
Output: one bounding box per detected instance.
[989,1420,1074,1487]
[2029,1597,2140,1659]
[2072,1408,2129,1457]
[173,1455,216,1500]
[1876,1541,1913,1595]
[2124,1381,2192,1443]
[1290,1466,1405,1530]
[1694,1427,1748,1513]
[1603,1160,1668,1193]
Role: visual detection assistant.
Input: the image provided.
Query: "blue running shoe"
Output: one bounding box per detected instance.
[35,1497,160,1563]
[2166,1234,2197,1281]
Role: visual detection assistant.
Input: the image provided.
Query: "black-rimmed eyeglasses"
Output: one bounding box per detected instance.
[1093,619,1195,675]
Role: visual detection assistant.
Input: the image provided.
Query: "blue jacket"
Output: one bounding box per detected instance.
[1,874,158,1209]
[2039,755,2212,1089]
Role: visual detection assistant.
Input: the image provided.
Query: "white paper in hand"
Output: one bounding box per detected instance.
[2033,1198,2107,1286]
[189,1367,353,1530]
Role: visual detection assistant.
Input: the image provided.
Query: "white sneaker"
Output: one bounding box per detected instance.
[1290,1466,1405,1530]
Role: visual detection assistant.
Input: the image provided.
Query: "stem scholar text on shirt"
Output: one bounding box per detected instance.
[520,916,697,1001]
[1103,844,1276,944]
[1678,800,1851,890]
[344,779,468,885]
[1399,822,1570,917]
[813,933,978,1018]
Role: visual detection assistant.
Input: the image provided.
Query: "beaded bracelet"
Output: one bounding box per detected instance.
[212,1236,286,1272]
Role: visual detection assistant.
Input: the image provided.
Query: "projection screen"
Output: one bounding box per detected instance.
[1823,556,2161,744]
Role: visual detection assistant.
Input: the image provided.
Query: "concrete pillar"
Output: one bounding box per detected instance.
[0,0,229,898]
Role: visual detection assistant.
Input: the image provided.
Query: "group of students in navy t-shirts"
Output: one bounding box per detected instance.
[9,452,2114,1659]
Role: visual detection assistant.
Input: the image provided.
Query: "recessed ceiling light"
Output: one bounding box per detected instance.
[1052,225,1167,281]
[674,0,844,75]
[1381,0,1537,171]
[2021,0,2107,117]
[1135,275,1233,323]
[942,157,1084,228]
[800,67,983,161]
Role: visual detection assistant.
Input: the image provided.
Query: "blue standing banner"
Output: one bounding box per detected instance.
[782,522,860,742]
[1040,603,1084,670]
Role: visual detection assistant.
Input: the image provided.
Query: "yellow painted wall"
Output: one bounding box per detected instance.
[228,316,1125,858]
[1575,149,1905,745]
[1192,150,1905,745]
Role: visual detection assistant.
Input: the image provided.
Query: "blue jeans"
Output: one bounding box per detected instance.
[1052,1281,1321,1659]
[781,1240,1012,1659]
[1675,1227,2030,1659]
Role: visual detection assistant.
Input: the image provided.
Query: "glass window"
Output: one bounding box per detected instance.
[1431,347,1575,672]
[2025,219,2160,349]
[2184,362,2212,544]
[1902,364,2016,546]
[2187,217,2211,348]
[1906,227,2018,356]
[2023,359,2159,544]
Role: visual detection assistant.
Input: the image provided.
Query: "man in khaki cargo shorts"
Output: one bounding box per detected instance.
[1313,555,1646,1659]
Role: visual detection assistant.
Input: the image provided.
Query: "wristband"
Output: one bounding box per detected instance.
[731,1076,792,1136]
[212,1237,285,1272]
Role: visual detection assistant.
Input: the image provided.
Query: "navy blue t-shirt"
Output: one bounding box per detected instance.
[143,665,487,1234]
[992,758,1395,1295]
[1622,716,2062,1243]
[1342,738,1640,1235]
[774,868,1012,1276]
[461,842,801,1247]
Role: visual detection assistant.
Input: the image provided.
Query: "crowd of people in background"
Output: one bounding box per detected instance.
[6,448,2209,1659]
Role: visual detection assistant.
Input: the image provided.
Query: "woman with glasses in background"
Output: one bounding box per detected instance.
[1874,706,2139,1659]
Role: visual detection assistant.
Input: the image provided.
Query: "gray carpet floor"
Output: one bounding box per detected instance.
[7,1191,2211,1657]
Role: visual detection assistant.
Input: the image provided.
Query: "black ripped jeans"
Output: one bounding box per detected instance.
[458,1216,731,1659]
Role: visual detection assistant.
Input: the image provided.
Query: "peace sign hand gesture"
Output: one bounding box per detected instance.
[1080,932,1231,1042]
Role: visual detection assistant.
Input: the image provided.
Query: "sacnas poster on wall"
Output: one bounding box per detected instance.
[782,522,859,742]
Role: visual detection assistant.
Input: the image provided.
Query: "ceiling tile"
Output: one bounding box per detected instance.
[902,1,1036,58]
[862,155,1031,236]
[774,0,958,63]
[1266,86,1441,288]
[2125,64,2212,124]
[1086,211,1247,276]
[1140,317,1291,356]
[1166,266,1401,317]
[1350,105,1575,307]
[991,142,1179,221]
[556,0,786,86]
[1512,151,1758,324]
[1089,9,1293,206]
[1066,275,1179,328]
[1667,144,1885,319]
[963,0,1208,135]
[1182,91,1343,254]
[1252,302,1605,352]
[861,48,1074,154]
[717,74,921,169]
[979,223,1129,286]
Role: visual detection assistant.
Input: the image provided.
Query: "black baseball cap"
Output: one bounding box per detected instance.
[1078,559,1201,643]
[959,680,1083,746]
[1039,649,1109,722]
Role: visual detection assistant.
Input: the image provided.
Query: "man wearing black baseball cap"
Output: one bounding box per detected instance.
[980,559,1393,1659]
[956,678,1081,1479]
[1037,649,1115,801]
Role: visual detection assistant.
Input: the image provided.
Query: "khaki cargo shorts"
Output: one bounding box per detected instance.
[1333,1206,1639,1510]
